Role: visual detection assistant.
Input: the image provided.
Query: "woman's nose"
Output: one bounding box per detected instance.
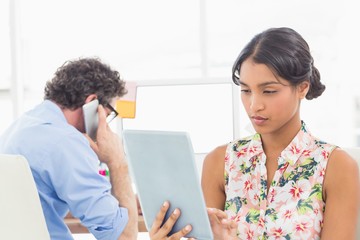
[249,95,265,112]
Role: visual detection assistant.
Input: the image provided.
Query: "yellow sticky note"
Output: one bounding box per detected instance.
[116,82,137,119]
[116,100,136,119]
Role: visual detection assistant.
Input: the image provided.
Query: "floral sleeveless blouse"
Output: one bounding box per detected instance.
[224,122,336,239]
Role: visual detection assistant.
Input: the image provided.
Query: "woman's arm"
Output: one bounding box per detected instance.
[202,145,238,240]
[201,145,227,209]
[321,148,360,239]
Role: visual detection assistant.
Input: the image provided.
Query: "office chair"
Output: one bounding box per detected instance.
[0,154,50,240]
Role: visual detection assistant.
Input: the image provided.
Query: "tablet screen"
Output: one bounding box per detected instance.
[123,130,213,239]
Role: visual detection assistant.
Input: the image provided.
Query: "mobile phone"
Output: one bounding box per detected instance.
[82,99,99,141]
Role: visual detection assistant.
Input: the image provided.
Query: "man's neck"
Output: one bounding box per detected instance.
[58,104,83,132]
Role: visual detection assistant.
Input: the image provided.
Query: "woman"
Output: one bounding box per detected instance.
[151,27,360,239]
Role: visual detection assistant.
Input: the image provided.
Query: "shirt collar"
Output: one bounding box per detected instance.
[279,121,313,166]
[249,121,313,166]
[247,133,264,156]
[39,100,67,124]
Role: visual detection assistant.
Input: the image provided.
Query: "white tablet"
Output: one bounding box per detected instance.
[122,130,213,240]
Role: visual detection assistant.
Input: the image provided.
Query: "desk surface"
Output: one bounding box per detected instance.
[72,233,188,240]
[73,233,150,240]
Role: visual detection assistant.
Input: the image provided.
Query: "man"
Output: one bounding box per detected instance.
[0,57,138,240]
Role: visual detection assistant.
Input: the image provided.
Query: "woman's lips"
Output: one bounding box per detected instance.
[251,116,268,125]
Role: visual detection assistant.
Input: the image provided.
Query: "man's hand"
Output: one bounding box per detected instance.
[86,105,124,166]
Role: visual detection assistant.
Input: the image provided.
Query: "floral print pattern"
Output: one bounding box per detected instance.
[224,122,336,239]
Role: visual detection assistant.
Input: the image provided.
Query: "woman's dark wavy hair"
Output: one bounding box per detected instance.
[232,27,325,100]
[44,57,127,109]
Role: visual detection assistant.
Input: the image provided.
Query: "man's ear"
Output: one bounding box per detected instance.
[298,81,310,99]
[84,94,98,104]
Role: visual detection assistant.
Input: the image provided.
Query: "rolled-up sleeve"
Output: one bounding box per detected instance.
[47,135,130,240]
[88,207,129,240]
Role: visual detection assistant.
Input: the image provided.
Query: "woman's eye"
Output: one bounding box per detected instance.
[264,90,277,94]
[241,89,250,93]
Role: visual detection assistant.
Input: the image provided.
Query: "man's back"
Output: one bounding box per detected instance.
[0,100,129,240]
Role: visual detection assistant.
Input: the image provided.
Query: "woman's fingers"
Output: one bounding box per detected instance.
[221,218,238,233]
[207,208,227,225]
[207,208,239,240]
[207,208,220,226]
[149,201,195,240]
[149,201,193,240]
[211,208,228,219]
[168,224,192,240]
[150,201,170,235]
[157,208,182,237]
[207,208,225,239]
[150,202,186,239]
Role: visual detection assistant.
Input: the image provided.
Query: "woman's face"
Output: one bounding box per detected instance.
[238,58,308,136]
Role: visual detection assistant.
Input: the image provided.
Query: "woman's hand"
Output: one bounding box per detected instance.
[149,201,195,240]
[207,208,237,240]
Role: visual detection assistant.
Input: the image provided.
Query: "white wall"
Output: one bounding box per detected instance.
[1,0,360,153]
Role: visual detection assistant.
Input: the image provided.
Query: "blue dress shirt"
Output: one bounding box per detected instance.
[0,100,129,240]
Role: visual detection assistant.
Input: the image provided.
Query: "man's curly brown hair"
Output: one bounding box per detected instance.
[44,57,127,109]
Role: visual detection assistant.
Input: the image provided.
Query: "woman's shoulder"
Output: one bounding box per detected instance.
[204,144,227,164]
[328,148,359,171]
[324,147,360,198]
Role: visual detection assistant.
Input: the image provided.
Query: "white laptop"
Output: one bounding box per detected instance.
[122,130,213,240]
